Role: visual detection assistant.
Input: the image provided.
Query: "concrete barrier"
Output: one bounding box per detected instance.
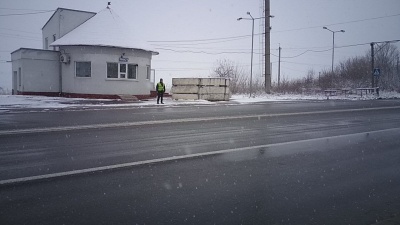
[171,86,199,94]
[171,78,200,86]
[171,78,230,101]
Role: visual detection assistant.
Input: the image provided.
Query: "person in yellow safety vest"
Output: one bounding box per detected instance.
[156,78,166,104]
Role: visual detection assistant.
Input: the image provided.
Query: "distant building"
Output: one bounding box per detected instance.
[11,6,158,99]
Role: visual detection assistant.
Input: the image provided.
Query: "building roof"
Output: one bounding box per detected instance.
[50,7,159,55]
[11,48,59,55]
[42,8,96,30]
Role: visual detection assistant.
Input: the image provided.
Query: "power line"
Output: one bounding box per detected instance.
[155,47,263,55]
[0,10,54,17]
[375,42,390,54]
[154,39,399,58]
[0,7,53,11]
[152,45,253,52]
[271,48,332,59]
[282,49,332,58]
[0,33,41,41]
[335,39,400,49]
[0,32,41,39]
[154,59,215,64]
[149,34,253,43]
[155,63,263,71]
[156,68,211,71]
[270,39,400,59]
[0,27,41,35]
[273,13,400,33]
[278,46,332,50]
[148,13,400,44]
[149,37,251,46]
[281,60,329,67]
[149,36,255,46]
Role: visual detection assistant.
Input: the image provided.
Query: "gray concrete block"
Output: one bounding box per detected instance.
[171,86,199,94]
[172,78,200,86]
[200,78,229,87]
[199,86,230,94]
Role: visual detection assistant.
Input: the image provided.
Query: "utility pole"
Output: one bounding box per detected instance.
[250,13,255,98]
[323,27,345,87]
[278,45,281,88]
[371,42,375,89]
[264,0,271,93]
[237,12,261,98]
[397,55,399,92]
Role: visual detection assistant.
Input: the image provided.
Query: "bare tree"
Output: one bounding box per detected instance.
[374,43,400,91]
[317,43,400,91]
[304,69,315,88]
[215,44,400,95]
[212,59,247,94]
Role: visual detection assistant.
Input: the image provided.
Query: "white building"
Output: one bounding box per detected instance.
[11,6,158,99]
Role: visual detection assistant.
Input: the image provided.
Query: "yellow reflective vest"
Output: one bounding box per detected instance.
[156,82,165,93]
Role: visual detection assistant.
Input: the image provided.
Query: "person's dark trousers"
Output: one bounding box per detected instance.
[157,92,164,104]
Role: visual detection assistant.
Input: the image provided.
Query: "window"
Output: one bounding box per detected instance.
[146,65,150,80]
[128,64,138,79]
[107,63,118,78]
[75,62,91,77]
[120,64,127,78]
[107,63,137,80]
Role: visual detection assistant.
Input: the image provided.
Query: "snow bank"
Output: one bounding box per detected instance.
[231,92,400,104]
[0,92,399,110]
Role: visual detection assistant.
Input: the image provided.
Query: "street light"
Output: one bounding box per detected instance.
[237,12,263,97]
[323,26,345,80]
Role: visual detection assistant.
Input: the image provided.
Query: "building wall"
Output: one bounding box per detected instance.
[42,9,95,50]
[11,49,60,94]
[60,46,153,96]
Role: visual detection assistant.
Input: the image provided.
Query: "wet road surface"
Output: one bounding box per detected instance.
[1,100,400,224]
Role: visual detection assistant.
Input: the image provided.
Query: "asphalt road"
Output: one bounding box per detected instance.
[1,100,400,224]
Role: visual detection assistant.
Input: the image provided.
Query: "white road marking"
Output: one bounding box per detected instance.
[1,127,399,186]
[0,106,399,136]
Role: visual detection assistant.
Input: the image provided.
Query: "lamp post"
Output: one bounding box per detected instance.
[323,26,345,86]
[238,12,263,97]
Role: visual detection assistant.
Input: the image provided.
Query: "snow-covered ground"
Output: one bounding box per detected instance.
[0,92,399,110]
[232,91,400,103]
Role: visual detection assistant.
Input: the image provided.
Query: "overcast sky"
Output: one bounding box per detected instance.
[1,0,399,90]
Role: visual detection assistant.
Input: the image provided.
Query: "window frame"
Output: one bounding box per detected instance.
[120,63,127,79]
[146,65,151,80]
[107,62,138,80]
[128,64,138,80]
[107,62,118,79]
[75,61,92,78]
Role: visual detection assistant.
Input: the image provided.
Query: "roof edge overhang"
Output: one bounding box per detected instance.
[52,44,159,55]
[11,48,59,55]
